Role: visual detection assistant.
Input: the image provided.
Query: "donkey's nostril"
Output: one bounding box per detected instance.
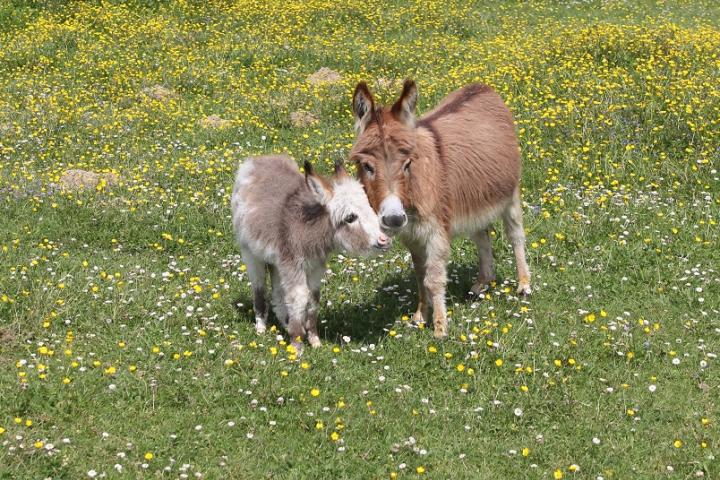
[382,214,407,229]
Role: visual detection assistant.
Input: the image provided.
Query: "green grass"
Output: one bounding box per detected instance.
[1,1,719,478]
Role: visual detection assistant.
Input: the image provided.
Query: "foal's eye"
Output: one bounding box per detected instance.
[363,163,375,175]
[344,213,358,224]
[403,160,412,173]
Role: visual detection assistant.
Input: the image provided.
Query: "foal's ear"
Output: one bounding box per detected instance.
[304,161,332,205]
[352,81,375,133]
[391,79,418,127]
[332,160,350,181]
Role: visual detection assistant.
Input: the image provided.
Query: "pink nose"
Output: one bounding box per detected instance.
[377,233,390,247]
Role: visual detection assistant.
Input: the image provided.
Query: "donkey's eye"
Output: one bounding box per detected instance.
[363,163,375,175]
[344,213,358,224]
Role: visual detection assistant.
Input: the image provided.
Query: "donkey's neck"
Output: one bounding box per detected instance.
[404,127,447,222]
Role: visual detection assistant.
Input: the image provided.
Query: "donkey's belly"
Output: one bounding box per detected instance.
[449,200,509,237]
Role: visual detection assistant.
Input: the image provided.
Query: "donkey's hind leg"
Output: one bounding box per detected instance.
[242,250,268,333]
[470,228,495,295]
[502,189,531,295]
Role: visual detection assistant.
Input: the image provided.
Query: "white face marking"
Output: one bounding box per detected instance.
[378,194,407,233]
[327,179,386,254]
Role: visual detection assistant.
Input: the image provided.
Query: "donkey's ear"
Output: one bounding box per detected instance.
[304,161,332,205]
[352,81,375,133]
[391,79,418,127]
[332,160,350,180]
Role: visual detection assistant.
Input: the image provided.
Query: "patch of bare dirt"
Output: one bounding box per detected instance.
[0,328,15,344]
[142,84,178,101]
[375,77,402,90]
[307,67,342,85]
[58,169,119,191]
[290,110,319,128]
[199,114,232,128]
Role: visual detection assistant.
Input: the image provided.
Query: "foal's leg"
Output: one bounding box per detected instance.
[470,228,495,295]
[269,266,288,329]
[305,263,324,348]
[279,266,309,348]
[502,188,531,295]
[423,228,451,339]
[242,251,268,333]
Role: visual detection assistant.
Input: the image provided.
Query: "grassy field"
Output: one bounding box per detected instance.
[1,0,719,478]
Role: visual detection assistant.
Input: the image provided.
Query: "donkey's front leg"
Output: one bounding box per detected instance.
[423,229,451,339]
[408,245,430,326]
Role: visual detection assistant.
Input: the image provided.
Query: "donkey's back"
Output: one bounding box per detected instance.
[231,155,302,263]
[418,83,521,227]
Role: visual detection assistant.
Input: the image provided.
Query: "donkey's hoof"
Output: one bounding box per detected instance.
[433,324,448,339]
[470,282,491,296]
[411,310,426,326]
[516,283,532,296]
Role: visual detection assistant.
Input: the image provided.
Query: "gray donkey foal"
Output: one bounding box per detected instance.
[231,155,390,348]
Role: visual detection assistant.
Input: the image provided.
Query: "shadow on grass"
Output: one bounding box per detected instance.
[232,260,492,344]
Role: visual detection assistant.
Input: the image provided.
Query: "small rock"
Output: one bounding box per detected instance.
[307,67,342,85]
[290,110,318,128]
[200,114,231,128]
[142,84,177,101]
[375,77,401,90]
[698,382,710,392]
[59,169,118,191]
[0,328,16,344]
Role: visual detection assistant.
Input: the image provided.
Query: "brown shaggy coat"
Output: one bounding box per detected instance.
[350,80,531,338]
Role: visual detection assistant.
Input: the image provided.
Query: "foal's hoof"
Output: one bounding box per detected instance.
[255,318,267,334]
[308,333,322,348]
[516,283,532,296]
[290,341,304,357]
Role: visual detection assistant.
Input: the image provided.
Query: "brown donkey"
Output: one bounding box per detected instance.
[350,80,531,338]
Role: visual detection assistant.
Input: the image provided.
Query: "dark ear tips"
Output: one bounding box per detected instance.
[334,160,344,174]
[303,160,313,176]
[353,81,374,119]
[391,79,418,122]
[354,81,370,96]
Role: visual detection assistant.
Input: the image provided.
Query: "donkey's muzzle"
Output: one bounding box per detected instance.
[381,213,407,229]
